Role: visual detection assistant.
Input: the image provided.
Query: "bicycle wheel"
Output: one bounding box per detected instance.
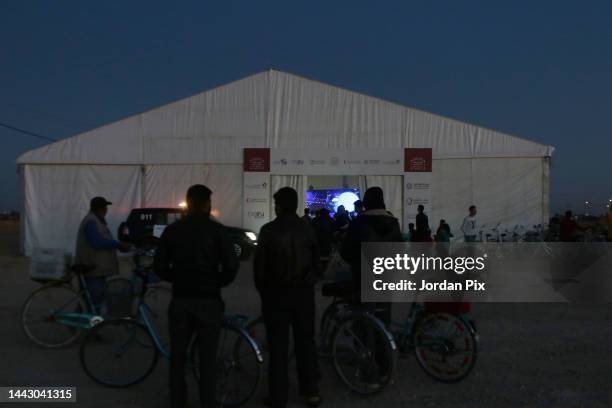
[330,313,395,395]
[191,323,263,407]
[21,283,87,348]
[319,300,349,354]
[413,312,477,383]
[80,318,159,387]
[245,316,295,362]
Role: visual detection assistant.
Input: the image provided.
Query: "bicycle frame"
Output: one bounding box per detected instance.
[51,274,101,329]
[137,299,170,358]
[131,270,263,364]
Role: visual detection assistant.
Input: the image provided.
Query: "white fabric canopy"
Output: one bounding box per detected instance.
[17,70,553,254]
[22,165,141,255]
[18,70,553,166]
[144,164,243,227]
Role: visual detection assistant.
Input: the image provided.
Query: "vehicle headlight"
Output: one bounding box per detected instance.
[244,231,257,242]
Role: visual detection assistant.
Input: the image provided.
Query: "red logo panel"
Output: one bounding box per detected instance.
[404,148,432,172]
[244,148,270,172]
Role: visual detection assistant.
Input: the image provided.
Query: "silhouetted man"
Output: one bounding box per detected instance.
[154,185,239,408]
[74,196,131,314]
[353,199,365,217]
[301,207,312,224]
[340,187,403,384]
[341,186,403,316]
[334,205,351,231]
[415,204,431,241]
[254,187,322,408]
[311,208,335,258]
[560,210,582,242]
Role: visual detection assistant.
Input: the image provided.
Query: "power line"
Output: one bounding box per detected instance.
[0,102,97,128]
[0,121,56,142]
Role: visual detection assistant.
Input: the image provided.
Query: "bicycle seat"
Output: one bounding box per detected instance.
[321,281,353,298]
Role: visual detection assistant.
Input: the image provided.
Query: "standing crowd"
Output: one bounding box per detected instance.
[72,184,504,408]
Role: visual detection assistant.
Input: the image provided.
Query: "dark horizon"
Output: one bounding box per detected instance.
[1,2,611,215]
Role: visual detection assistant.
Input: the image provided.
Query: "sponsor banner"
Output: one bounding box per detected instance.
[243,172,270,233]
[404,148,432,172]
[269,149,403,175]
[404,148,432,231]
[244,148,270,172]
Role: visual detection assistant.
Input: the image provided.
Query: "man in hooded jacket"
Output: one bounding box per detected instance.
[340,186,404,323]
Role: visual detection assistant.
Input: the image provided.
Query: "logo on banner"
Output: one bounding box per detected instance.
[406,197,430,206]
[245,182,268,189]
[246,198,268,203]
[404,148,433,172]
[247,211,265,218]
[410,158,427,170]
[405,182,413,190]
[244,148,270,172]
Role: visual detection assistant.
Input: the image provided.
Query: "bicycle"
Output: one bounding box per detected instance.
[21,256,170,349]
[319,281,478,393]
[79,248,264,407]
[20,264,130,348]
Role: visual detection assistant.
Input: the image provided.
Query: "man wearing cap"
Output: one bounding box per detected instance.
[74,197,130,313]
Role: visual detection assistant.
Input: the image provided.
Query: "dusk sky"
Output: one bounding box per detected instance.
[1,1,611,214]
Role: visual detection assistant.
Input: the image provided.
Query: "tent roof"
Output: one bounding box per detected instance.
[17,70,554,165]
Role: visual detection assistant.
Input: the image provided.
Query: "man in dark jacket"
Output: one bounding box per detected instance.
[311,208,335,258]
[254,187,322,408]
[415,204,431,242]
[340,186,404,320]
[334,205,351,231]
[154,184,239,408]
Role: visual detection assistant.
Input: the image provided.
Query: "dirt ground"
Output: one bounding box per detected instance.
[1,220,611,407]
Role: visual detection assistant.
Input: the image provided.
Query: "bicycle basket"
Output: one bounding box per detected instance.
[105,278,136,317]
[29,248,72,282]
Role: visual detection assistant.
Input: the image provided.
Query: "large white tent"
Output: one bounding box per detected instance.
[17,70,554,255]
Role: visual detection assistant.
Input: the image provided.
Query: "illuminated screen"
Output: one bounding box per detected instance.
[306,188,360,214]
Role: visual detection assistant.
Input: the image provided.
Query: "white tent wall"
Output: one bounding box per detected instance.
[266,71,552,158]
[144,164,242,227]
[22,165,142,255]
[17,70,553,254]
[142,74,268,164]
[18,72,270,165]
[431,157,547,238]
[18,70,553,166]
